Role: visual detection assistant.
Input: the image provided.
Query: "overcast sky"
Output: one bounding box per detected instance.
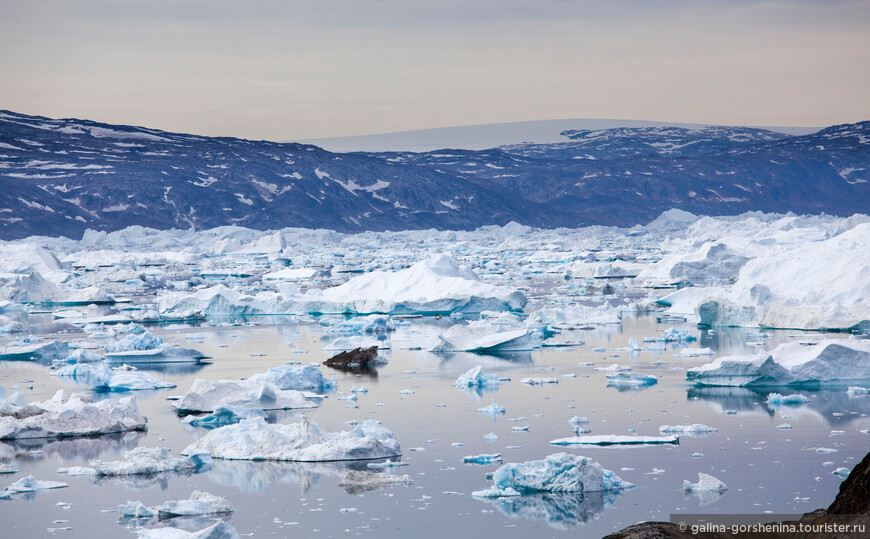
[1,0,868,140]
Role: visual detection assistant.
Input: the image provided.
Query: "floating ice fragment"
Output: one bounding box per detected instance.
[157,491,232,519]
[172,379,317,413]
[683,472,728,505]
[765,393,810,406]
[455,366,501,389]
[817,448,838,454]
[118,500,156,518]
[182,417,401,462]
[182,407,267,429]
[463,454,502,465]
[832,467,850,479]
[136,521,241,538]
[53,363,176,391]
[247,363,335,393]
[550,434,679,446]
[477,401,505,417]
[0,475,67,499]
[847,386,870,396]
[472,453,633,497]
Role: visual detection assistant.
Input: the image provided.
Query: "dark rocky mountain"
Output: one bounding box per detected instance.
[1,110,867,239]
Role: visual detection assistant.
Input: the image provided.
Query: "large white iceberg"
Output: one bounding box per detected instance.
[686,339,870,387]
[53,363,176,391]
[172,379,318,413]
[307,254,526,315]
[472,453,633,497]
[182,416,401,462]
[685,223,870,330]
[0,390,147,440]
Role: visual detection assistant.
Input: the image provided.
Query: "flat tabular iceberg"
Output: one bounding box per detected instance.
[182,416,401,462]
[659,424,717,437]
[103,331,206,364]
[58,446,210,476]
[172,379,318,413]
[0,389,146,440]
[472,453,633,497]
[436,321,540,352]
[686,339,870,387]
[550,434,679,446]
[136,522,241,539]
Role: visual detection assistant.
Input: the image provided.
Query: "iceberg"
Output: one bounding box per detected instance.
[172,379,318,413]
[472,453,633,497]
[182,416,402,462]
[322,314,395,336]
[683,472,728,494]
[247,363,335,393]
[692,223,870,330]
[659,424,717,437]
[550,434,679,446]
[847,386,870,397]
[455,365,501,389]
[687,339,870,387]
[0,339,69,362]
[103,331,206,364]
[477,400,506,417]
[605,373,657,389]
[307,255,527,315]
[463,453,503,465]
[527,304,622,329]
[436,321,541,353]
[0,475,67,499]
[0,390,147,440]
[118,500,157,518]
[322,336,389,351]
[58,446,210,476]
[765,393,811,406]
[157,491,232,519]
[673,347,715,358]
[263,267,317,281]
[53,363,176,391]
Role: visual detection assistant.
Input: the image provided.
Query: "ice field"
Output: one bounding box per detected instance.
[1,210,869,537]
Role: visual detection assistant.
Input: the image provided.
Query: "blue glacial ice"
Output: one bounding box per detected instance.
[247,363,335,393]
[52,363,176,391]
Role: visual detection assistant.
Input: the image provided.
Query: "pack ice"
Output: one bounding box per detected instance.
[686,339,870,387]
[182,416,401,461]
[172,379,318,413]
[0,389,146,440]
[472,453,633,497]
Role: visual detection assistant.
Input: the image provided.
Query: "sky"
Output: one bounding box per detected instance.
[1,0,868,141]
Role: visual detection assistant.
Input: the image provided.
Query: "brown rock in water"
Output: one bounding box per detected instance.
[604,450,870,539]
[323,346,379,368]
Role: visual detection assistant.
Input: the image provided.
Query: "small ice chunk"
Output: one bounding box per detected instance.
[0,475,68,499]
[477,401,505,417]
[659,424,717,437]
[832,467,850,479]
[520,377,558,385]
[455,365,501,389]
[118,501,156,518]
[157,490,232,518]
[765,393,810,406]
[463,454,502,465]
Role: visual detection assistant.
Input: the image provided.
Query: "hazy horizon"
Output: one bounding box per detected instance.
[2,0,868,141]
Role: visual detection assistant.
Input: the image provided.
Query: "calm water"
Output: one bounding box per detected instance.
[1,315,868,538]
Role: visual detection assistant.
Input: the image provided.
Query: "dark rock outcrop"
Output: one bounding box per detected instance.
[323,346,379,370]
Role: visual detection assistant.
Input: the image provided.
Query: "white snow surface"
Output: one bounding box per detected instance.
[136,522,241,539]
[437,321,540,352]
[182,416,402,462]
[683,472,728,493]
[246,363,335,393]
[157,490,232,518]
[58,446,209,476]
